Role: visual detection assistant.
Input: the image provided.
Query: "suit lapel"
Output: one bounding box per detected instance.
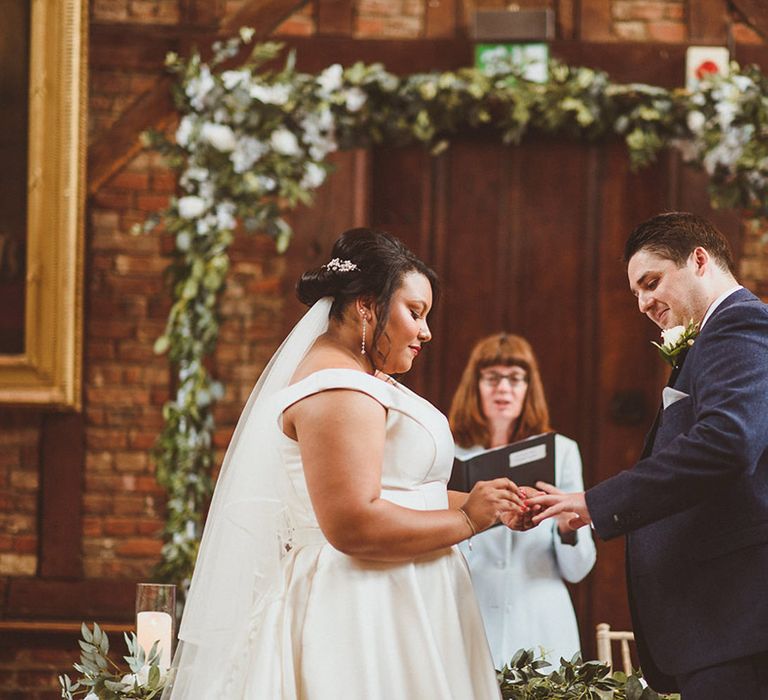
[640,347,690,459]
[638,287,753,460]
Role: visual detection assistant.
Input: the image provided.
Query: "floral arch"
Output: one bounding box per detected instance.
[142,30,768,589]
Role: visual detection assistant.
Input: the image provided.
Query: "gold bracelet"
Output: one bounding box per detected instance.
[458,507,477,537]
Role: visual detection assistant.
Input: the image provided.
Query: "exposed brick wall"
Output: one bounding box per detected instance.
[82,147,289,579]
[356,0,424,38]
[0,413,39,578]
[91,0,180,24]
[89,70,158,143]
[85,151,173,579]
[0,637,73,700]
[612,0,685,41]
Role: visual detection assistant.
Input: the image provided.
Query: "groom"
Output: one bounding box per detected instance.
[528,212,768,698]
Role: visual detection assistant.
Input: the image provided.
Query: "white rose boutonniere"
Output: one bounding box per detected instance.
[651,319,699,367]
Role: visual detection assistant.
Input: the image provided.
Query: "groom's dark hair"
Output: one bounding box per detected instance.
[624,211,736,275]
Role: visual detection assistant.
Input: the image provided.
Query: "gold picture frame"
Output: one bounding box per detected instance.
[0,0,87,410]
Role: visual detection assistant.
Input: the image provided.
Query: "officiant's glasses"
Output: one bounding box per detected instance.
[479,370,528,388]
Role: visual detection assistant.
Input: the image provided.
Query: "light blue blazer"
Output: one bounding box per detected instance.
[458,434,596,669]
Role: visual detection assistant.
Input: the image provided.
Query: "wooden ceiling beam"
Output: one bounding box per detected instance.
[730,0,768,41]
[87,0,309,195]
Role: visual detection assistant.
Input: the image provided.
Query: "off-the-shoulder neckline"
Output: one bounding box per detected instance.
[283,367,399,392]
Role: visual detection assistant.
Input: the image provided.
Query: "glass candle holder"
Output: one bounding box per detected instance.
[135,583,176,670]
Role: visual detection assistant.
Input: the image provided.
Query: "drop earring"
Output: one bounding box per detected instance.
[361,315,367,355]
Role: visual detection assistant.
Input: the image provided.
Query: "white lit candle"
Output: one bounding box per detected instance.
[136,610,173,670]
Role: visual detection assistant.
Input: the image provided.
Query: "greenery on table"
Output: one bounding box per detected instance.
[498,649,680,699]
[140,29,768,593]
[58,624,167,700]
[60,629,683,700]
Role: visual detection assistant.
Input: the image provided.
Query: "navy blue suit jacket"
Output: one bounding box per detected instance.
[586,288,768,692]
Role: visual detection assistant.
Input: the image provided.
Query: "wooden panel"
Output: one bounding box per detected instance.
[589,145,673,643]
[689,0,729,43]
[672,158,744,262]
[281,149,371,338]
[178,0,227,27]
[315,0,355,36]
[556,0,577,39]
[39,413,84,578]
[368,146,438,397]
[424,0,459,38]
[433,139,510,406]
[578,0,613,41]
[88,30,768,80]
[6,579,137,621]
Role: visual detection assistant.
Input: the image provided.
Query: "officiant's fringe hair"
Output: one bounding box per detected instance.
[297,227,439,360]
[624,211,736,275]
[449,333,551,449]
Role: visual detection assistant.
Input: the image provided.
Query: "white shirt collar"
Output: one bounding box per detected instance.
[700,285,742,330]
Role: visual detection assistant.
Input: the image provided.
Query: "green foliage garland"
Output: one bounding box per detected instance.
[141,29,768,592]
[59,629,678,700]
[498,649,679,699]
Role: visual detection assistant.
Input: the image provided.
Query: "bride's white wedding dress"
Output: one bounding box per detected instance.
[218,368,501,699]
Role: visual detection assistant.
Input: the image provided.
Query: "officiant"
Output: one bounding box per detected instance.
[449,333,596,668]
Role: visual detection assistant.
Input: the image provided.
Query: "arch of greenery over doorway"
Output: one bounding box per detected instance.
[141,31,768,590]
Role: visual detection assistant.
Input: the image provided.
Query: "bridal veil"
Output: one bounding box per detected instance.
[162,298,332,699]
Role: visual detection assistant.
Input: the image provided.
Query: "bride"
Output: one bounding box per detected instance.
[164,228,533,699]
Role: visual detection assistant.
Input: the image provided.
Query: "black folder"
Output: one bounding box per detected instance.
[447,432,556,492]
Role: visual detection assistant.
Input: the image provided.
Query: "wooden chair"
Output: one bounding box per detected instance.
[596,623,635,673]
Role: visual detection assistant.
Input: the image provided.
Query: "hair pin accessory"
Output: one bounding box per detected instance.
[324,258,358,272]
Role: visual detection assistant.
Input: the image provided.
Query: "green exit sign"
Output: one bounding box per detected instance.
[474,42,549,83]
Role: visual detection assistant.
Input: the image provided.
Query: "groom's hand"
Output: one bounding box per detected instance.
[498,487,542,531]
[525,482,592,530]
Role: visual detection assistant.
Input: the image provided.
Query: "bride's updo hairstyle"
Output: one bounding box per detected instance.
[297,227,439,365]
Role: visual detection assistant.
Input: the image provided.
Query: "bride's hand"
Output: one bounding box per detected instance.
[498,486,542,531]
[461,478,526,532]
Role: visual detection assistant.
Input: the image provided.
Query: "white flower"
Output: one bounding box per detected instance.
[201,123,236,152]
[300,108,337,160]
[178,196,207,219]
[180,166,209,191]
[221,69,249,91]
[249,82,291,106]
[231,136,269,173]
[175,115,195,147]
[660,325,685,348]
[84,694,99,700]
[670,137,699,163]
[185,65,215,110]
[270,128,301,156]
[259,175,277,192]
[715,100,738,130]
[215,201,237,230]
[317,64,343,95]
[196,214,216,235]
[198,180,215,203]
[121,664,150,687]
[691,92,706,106]
[686,110,706,134]
[702,124,752,175]
[300,163,327,190]
[731,75,754,93]
[344,87,367,112]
